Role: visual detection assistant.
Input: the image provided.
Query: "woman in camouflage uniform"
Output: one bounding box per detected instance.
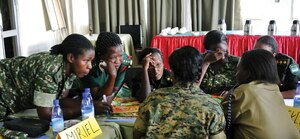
[0,34,111,121]
[134,46,226,138]
[131,48,173,102]
[199,30,239,96]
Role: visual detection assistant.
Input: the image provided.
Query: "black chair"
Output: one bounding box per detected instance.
[123,66,143,88]
[119,25,142,50]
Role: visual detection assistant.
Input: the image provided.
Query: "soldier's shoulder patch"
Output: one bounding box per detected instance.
[289,64,300,75]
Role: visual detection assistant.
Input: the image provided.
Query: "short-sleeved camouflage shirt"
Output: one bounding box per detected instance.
[134,82,226,138]
[0,52,76,115]
[200,55,239,95]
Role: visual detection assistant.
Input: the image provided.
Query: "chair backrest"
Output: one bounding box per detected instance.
[123,66,143,88]
[119,25,142,49]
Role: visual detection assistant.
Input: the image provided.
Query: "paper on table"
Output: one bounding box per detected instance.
[284,99,294,107]
[104,117,136,123]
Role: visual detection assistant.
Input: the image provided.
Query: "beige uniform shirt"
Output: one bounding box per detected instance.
[222,81,300,139]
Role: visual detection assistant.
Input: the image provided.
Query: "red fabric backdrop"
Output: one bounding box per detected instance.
[151,35,300,70]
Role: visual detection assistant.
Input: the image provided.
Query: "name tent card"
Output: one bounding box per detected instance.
[287,106,300,131]
[57,117,102,139]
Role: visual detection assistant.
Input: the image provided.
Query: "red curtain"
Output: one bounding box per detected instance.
[151,35,300,70]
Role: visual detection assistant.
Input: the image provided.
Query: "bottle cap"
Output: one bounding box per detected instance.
[245,20,251,24]
[53,99,59,105]
[218,19,225,24]
[269,20,276,24]
[84,88,90,93]
[293,20,299,24]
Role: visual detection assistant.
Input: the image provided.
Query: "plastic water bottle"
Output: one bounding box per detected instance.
[51,99,64,136]
[217,19,227,34]
[293,81,300,108]
[85,88,95,117]
[81,88,94,120]
[268,20,277,36]
[291,20,300,36]
[244,20,253,35]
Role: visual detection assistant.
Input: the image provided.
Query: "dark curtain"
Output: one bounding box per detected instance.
[191,0,242,31]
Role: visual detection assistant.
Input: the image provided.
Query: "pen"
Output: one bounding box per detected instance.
[206,49,227,54]
[206,49,227,56]
[102,95,110,118]
[206,50,214,53]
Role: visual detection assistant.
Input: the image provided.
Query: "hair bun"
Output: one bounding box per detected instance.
[50,44,62,54]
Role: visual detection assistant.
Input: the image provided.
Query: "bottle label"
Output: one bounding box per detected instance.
[82,112,94,120]
[52,118,64,132]
[291,26,299,36]
[81,92,95,120]
[82,107,95,120]
[268,29,274,31]
[294,95,300,108]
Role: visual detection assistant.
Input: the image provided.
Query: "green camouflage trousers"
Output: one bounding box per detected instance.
[0,97,7,122]
[0,113,29,139]
[0,127,28,139]
[0,98,29,138]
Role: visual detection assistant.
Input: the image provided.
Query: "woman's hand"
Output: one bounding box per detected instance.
[204,49,226,64]
[100,60,117,77]
[94,101,112,115]
[142,53,154,70]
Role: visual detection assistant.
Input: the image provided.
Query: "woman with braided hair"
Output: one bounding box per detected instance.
[78,32,130,103]
[0,34,113,121]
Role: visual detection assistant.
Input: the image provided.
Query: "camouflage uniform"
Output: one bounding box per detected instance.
[134,82,226,138]
[275,53,299,91]
[76,52,130,92]
[0,52,77,121]
[131,69,173,97]
[0,127,28,138]
[200,55,239,95]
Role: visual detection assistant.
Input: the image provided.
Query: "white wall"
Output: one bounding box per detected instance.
[17,0,59,56]
[17,0,89,56]
[240,0,296,35]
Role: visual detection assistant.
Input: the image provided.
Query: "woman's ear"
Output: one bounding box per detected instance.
[66,53,75,63]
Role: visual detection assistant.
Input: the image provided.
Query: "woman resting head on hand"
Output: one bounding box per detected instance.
[132,48,173,102]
